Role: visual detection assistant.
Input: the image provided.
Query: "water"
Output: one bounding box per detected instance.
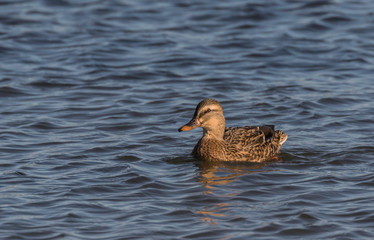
[1,0,374,239]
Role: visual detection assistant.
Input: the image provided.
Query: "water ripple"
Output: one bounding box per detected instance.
[1,0,374,239]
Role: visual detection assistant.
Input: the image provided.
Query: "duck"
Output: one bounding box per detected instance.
[178,99,287,162]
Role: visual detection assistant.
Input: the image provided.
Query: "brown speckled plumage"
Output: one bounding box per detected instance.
[178,99,287,162]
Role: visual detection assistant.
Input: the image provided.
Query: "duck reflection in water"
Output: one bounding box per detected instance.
[178,98,287,224]
[196,160,279,225]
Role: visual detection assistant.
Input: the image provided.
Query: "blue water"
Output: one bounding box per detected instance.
[1,0,374,239]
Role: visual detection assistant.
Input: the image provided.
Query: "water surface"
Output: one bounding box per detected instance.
[1,0,374,239]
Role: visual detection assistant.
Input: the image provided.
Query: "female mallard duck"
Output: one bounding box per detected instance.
[178,99,287,162]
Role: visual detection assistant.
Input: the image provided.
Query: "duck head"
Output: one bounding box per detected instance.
[178,99,226,139]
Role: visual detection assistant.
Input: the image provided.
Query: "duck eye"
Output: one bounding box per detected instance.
[204,109,212,115]
[199,108,212,118]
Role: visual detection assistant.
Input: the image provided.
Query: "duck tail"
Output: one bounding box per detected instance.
[274,130,288,146]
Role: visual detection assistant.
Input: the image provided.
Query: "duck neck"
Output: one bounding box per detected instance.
[202,129,224,141]
[202,119,225,141]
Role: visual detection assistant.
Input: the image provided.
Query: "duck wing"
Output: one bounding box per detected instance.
[224,125,275,147]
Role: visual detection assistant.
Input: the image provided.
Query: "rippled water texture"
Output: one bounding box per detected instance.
[1,0,374,239]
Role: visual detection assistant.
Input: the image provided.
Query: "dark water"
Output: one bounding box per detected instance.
[1,0,374,239]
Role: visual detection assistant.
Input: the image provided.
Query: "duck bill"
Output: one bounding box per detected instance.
[178,118,200,132]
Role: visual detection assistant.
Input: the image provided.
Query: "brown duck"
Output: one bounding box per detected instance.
[178,99,287,162]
